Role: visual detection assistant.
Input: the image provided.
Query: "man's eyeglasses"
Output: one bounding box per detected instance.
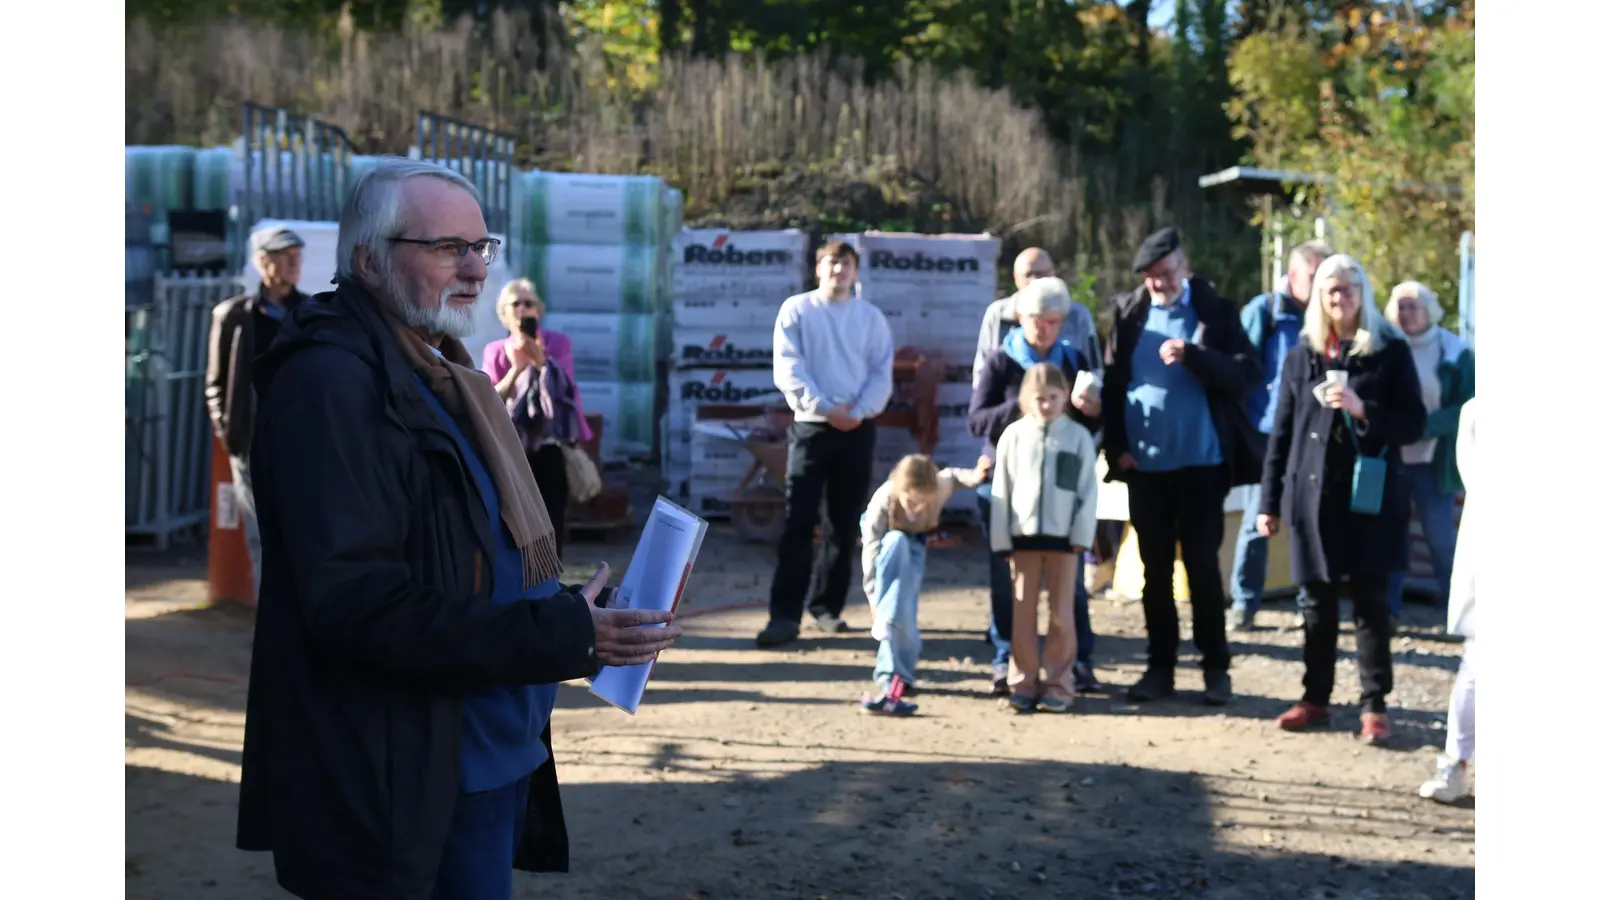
[389,236,501,266]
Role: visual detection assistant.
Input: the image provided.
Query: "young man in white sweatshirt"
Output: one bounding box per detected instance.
[757,241,897,648]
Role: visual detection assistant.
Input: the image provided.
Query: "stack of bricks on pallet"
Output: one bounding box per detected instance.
[665,229,805,517]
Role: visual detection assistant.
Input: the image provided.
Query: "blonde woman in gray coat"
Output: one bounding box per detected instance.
[1421,396,1476,803]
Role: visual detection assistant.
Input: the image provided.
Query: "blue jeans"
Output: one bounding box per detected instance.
[867,528,927,688]
[431,774,532,900]
[1386,461,1459,617]
[1229,483,1269,614]
[975,483,1094,670]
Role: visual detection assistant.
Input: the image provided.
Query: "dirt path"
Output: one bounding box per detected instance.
[127,526,1474,900]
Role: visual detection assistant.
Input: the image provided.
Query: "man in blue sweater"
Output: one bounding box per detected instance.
[1228,240,1331,630]
[1100,227,1262,707]
[757,240,897,647]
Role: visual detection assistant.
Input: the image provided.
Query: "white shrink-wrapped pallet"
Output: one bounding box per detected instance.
[540,312,659,383]
[515,171,669,247]
[671,228,807,299]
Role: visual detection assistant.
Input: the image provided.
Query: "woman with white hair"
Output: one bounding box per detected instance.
[480,278,593,556]
[969,276,1104,697]
[1382,281,1475,619]
[1257,254,1427,746]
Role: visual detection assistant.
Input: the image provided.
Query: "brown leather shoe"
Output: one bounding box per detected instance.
[1359,712,1392,746]
[1276,701,1331,731]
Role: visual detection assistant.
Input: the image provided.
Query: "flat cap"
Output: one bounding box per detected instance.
[1132,226,1180,273]
[250,225,305,255]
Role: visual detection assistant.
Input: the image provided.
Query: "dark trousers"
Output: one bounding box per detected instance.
[1301,576,1393,713]
[769,419,876,624]
[771,416,883,621]
[1126,465,1231,673]
[430,774,532,900]
[528,443,569,559]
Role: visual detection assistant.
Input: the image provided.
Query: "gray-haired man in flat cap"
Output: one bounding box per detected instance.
[1099,226,1263,707]
[205,225,310,600]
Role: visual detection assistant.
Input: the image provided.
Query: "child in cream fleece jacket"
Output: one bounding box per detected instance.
[990,363,1100,713]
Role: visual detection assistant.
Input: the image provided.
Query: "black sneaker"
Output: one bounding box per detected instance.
[1202,670,1233,706]
[1126,669,1175,703]
[810,612,849,633]
[755,618,800,647]
[1072,661,1104,694]
[990,669,1011,697]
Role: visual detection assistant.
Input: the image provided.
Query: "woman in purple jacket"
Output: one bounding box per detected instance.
[481,279,593,557]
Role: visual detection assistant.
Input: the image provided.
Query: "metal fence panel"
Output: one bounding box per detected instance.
[237,103,354,271]
[127,274,245,548]
[413,111,516,238]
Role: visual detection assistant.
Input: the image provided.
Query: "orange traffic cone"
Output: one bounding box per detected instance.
[206,432,256,608]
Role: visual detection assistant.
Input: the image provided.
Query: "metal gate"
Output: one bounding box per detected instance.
[127,274,245,548]
[237,102,355,270]
[413,111,516,238]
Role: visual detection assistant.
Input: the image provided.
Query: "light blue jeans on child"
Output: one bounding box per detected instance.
[867,527,927,690]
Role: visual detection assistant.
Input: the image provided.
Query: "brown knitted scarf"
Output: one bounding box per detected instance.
[381,309,563,589]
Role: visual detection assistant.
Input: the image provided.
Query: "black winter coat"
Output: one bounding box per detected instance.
[1100,278,1264,487]
[1259,335,1427,584]
[235,282,601,900]
[968,344,1100,458]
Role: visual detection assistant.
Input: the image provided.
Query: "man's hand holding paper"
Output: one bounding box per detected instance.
[581,562,684,668]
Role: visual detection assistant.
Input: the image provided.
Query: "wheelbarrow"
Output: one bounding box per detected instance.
[704,346,949,543]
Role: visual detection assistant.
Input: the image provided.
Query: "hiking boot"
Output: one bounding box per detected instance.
[1226,608,1254,632]
[1359,712,1392,746]
[1071,661,1103,695]
[810,612,849,634]
[1201,670,1233,706]
[1276,701,1331,731]
[1126,669,1175,703]
[1419,755,1470,803]
[755,618,800,648]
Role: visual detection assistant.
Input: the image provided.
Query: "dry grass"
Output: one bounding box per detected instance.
[125,9,1253,306]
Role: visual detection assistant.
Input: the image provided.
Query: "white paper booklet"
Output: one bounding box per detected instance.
[586,496,709,714]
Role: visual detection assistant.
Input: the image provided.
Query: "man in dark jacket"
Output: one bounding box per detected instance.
[1101,227,1262,707]
[204,225,310,601]
[236,158,683,900]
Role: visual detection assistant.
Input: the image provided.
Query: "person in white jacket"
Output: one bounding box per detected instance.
[1421,395,1476,803]
[856,454,989,715]
[991,363,1100,713]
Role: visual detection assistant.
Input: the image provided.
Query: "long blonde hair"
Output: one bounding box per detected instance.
[889,454,940,500]
[1301,254,1393,357]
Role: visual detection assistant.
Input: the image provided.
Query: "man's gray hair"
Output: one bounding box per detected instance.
[1289,240,1334,268]
[1014,276,1072,317]
[334,158,482,282]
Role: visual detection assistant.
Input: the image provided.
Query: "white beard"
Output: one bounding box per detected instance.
[386,273,480,340]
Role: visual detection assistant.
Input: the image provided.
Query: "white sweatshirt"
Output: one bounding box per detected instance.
[772,290,896,423]
[990,415,1099,553]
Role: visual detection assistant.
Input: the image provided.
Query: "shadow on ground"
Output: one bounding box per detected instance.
[127,757,1473,900]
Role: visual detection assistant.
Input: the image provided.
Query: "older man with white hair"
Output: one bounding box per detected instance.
[204,224,310,601]
[235,158,683,900]
[973,247,1101,382]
